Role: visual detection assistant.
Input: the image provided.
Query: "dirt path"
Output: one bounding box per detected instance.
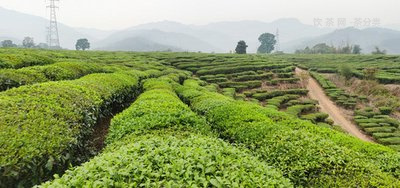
[295,68,374,142]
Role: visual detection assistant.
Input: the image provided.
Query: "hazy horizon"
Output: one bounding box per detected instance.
[1,0,400,30]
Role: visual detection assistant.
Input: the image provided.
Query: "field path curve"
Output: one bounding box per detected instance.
[295,68,374,142]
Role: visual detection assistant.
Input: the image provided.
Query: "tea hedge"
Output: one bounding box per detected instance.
[176,79,400,187]
[0,71,146,187]
[40,78,292,187]
[0,62,110,91]
[106,77,211,144]
[40,131,292,188]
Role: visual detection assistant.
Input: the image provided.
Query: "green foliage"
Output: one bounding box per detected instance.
[339,65,353,79]
[106,78,211,144]
[235,40,248,54]
[22,37,35,48]
[0,71,144,187]
[1,40,16,48]
[176,79,400,187]
[252,89,308,100]
[75,39,90,51]
[257,33,276,54]
[352,45,362,54]
[41,131,292,188]
[0,62,109,91]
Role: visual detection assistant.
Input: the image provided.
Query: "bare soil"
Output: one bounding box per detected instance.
[295,68,374,142]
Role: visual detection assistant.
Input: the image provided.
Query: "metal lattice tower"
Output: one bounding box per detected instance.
[275,29,281,52]
[46,0,60,48]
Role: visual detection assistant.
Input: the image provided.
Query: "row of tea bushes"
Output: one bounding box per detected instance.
[0,62,111,91]
[354,108,400,151]
[310,72,362,109]
[176,79,400,187]
[40,78,292,187]
[250,89,309,101]
[0,71,148,187]
[0,52,55,69]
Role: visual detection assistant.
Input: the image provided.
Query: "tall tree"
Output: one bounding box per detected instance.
[75,39,90,51]
[257,33,276,54]
[1,40,16,48]
[235,40,248,54]
[22,37,35,48]
[352,45,362,54]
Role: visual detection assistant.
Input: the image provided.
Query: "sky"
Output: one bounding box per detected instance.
[0,0,399,30]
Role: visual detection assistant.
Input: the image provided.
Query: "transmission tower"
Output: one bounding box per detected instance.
[275,29,281,52]
[46,0,60,48]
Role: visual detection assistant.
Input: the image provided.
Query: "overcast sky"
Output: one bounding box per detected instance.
[1,0,399,30]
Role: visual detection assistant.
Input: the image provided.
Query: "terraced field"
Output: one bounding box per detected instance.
[1,49,400,187]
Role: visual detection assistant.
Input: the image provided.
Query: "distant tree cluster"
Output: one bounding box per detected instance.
[257,33,276,54]
[1,37,57,49]
[1,37,92,50]
[295,43,362,54]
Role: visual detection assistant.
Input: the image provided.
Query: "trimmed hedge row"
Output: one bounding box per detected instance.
[354,109,400,150]
[196,64,290,76]
[41,131,292,188]
[252,89,308,101]
[40,78,291,187]
[311,72,359,109]
[218,80,262,91]
[176,79,400,187]
[0,62,110,91]
[0,71,147,187]
[232,73,274,82]
[106,77,211,144]
[0,53,55,69]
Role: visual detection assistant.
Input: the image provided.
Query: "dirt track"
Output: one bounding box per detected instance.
[295,68,374,142]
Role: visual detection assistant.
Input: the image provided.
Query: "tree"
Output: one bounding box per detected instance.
[235,40,248,54]
[22,37,35,48]
[75,38,90,50]
[339,65,353,80]
[372,46,386,55]
[352,45,362,54]
[257,33,276,54]
[1,40,16,48]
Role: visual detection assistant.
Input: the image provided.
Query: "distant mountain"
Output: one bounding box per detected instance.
[0,7,93,49]
[95,29,221,52]
[74,27,115,40]
[98,37,182,52]
[290,27,400,54]
[117,19,333,53]
[2,7,400,54]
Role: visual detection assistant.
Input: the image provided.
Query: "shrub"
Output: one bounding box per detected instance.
[0,62,108,91]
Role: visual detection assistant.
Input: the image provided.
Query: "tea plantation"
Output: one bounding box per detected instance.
[1,49,400,187]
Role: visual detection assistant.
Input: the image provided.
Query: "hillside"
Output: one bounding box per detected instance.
[290,27,400,54]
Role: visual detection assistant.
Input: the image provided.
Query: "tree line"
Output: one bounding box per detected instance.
[235,33,277,54]
[1,37,90,51]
